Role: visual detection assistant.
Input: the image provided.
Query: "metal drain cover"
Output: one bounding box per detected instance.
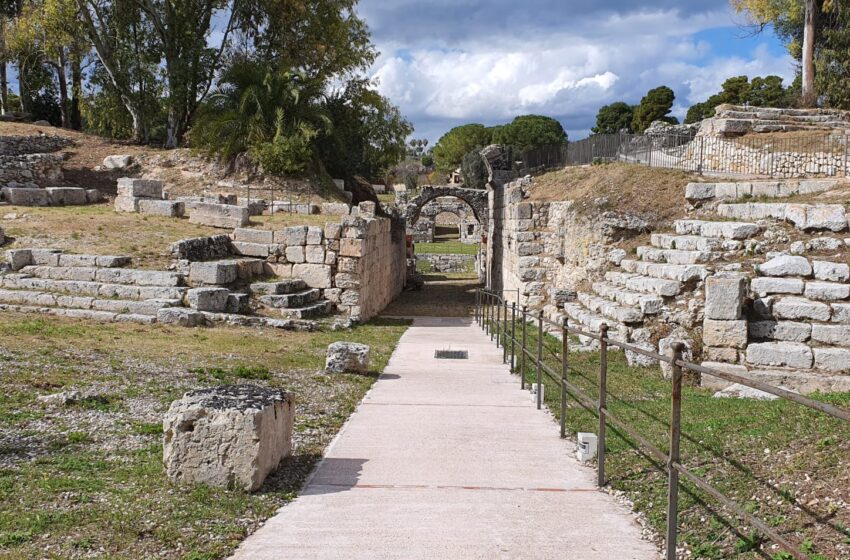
[435,349,468,360]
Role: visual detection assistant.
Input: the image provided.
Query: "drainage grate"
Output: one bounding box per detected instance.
[435,349,468,360]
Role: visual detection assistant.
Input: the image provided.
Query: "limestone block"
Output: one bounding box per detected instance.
[703,319,748,348]
[95,255,132,268]
[773,296,831,321]
[757,255,812,277]
[321,202,350,216]
[811,324,850,345]
[704,347,740,364]
[276,226,307,246]
[831,303,850,324]
[813,261,849,282]
[187,287,230,312]
[114,195,141,213]
[699,221,760,240]
[189,261,238,285]
[658,331,693,378]
[284,246,305,263]
[117,177,163,198]
[750,277,805,297]
[3,187,48,206]
[746,342,813,369]
[188,203,250,229]
[292,263,332,289]
[699,362,749,391]
[139,199,184,217]
[324,222,342,240]
[163,385,293,491]
[325,342,370,373]
[46,187,88,206]
[358,201,376,216]
[85,189,103,203]
[804,281,850,301]
[786,204,848,232]
[102,155,134,169]
[340,289,360,305]
[749,320,811,342]
[156,307,205,327]
[684,182,715,202]
[705,273,746,320]
[340,238,364,257]
[306,226,324,245]
[305,245,325,264]
[6,249,32,271]
[233,228,274,244]
[325,251,337,266]
[813,347,850,371]
[231,242,270,258]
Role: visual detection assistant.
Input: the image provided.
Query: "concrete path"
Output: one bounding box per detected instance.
[231,317,659,560]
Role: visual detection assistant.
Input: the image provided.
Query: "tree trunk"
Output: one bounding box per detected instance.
[0,22,7,115]
[56,49,70,128]
[802,0,817,105]
[17,57,30,114]
[70,53,82,129]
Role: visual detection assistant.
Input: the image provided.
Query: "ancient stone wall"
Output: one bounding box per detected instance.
[0,135,72,156]
[416,253,476,273]
[0,153,64,186]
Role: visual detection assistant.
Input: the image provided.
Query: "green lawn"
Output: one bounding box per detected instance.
[490,318,850,560]
[415,241,479,255]
[0,314,409,559]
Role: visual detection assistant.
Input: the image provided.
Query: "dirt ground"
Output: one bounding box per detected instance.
[382,276,479,317]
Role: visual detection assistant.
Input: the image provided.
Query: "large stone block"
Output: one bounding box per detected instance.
[139,199,184,217]
[813,348,850,371]
[3,187,48,206]
[117,177,163,198]
[750,277,805,297]
[813,261,850,282]
[189,260,238,285]
[705,273,746,320]
[292,263,332,288]
[156,307,205,327]
[746,342,813,369]
[114,195,141,213]
[325,342,370,373]
[46,187,88,206]
[749,320,811,342]
[6,249,32,271]
[275,226,307,245]
[786,204,848,232]
[188,203,250,229]
[703,319,748,348]
[811,324,850,345]
[773,296,831,321]
[233,228,274,244]
[163,385,293,492]
[187,287,230,312]
[757,255,812,277]
[804,281,850,301]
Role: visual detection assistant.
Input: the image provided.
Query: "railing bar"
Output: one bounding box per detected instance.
[603,408,670,465]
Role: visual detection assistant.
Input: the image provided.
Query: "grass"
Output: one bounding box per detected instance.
[490,318,850,560]
[0,312,410,559]
[415,241,479,255]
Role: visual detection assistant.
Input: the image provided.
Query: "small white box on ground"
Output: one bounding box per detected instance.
[529,384,544,403]
[576,432,598,463]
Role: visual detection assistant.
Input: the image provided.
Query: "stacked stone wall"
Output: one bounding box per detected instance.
[0,135,72,156]
[416,253,475,273]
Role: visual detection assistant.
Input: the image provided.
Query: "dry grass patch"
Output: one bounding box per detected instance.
[527,163,700,226]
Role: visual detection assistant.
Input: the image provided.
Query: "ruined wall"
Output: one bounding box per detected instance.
[0,135,72,156]
[416,253,476,273]
[0,153,64,186]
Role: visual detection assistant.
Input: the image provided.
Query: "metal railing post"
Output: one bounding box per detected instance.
[502,301,508,363]
[496,297,501,348]
[560,317,569,439]
[520,306,527,390]
[485,293,490,337]
[536,310,543,410]
[475,289,480,325]
[510,303,517,371]
[598,324,609,487]
[666,342,685,560]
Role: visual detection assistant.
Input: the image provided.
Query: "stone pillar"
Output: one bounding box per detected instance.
[702,273,748,363]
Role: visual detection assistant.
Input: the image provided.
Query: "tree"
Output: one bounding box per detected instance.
[684,75,791,124]
[491,114,567,151]
[460,149,487,189]
[432,124,492,173]
[632,86,677,133]
[592,102,635,134]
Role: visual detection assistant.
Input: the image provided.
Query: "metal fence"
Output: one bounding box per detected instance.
[475,288,850,560]
[519,131,850,178]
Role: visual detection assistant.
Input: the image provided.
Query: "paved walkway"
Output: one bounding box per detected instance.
[232,317,659,560]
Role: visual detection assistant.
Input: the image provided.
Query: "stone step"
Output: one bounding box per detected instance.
[674,219,760,240]
[636,246,717,264]
[650,234,741,252]
[620,259,709,282]
[716,202,848,232]
[605,271,682,297]
[0,303,157,324]
[591,281,664,314]
[0,287,178,316]
[278,300,333,320]
[258,289,321,309]
[249,280,308,295]
[19,265,183,287]
[562,302,629,348]
[0,274,187,300]
[576,292,644,324]
[6,249,131,271]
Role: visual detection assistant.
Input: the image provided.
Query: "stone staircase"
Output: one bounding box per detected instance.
[712,105,850,135]
[250,280,333,320]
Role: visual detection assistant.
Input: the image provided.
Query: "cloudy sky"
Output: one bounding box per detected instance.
[356,0,795,142]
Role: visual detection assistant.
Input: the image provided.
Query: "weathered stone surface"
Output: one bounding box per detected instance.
[188,203,250,229]
[139,199,184,217]
[703,319,748,348]
[46,187,88,206]
[231,242,271,258]
[749,320,811,342]
[306,226,324,245]
[3,187,48,206]
[699,362,749,391]
[746,342,813,369]
[171,235,233,261]
[773,296,831,321]
[305,245,325,264]
[321,202,350,216]
[102,155,133,169]
[187,288,230,312]
[675,220,760,240]
[786,204,848,232]
[114,195,141,213]
[325,342,371,373]
[6,249,32,271]
[813,260,849,282]
[684,182,715,202]
[713,384,779,400]
[233,228,274,244]
[757,255,812,277]
[804,281,850,301]
[750,277,805,296]
[36,390,82,406]
[117,177,163,198]
[813,348,850,371]
[705,273,746,320]
[831,303,850,324]
[658,330,693,379]
[277,226,308,245]
[156,307,205,327]
[189,261,238,285]
[249,280,307,295]
[811,324,850,345]
[292,263,332,289]
[163,385,293,491]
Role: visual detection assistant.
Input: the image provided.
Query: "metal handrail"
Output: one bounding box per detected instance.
[475,288,849,560]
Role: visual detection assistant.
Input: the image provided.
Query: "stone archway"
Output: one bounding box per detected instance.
[403,185,489,228]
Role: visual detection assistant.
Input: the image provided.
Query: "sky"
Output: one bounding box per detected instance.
[356,0,796,142]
